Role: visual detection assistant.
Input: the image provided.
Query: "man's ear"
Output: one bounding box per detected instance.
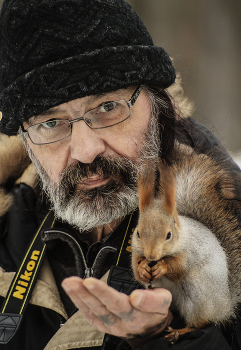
[138,161,156,212]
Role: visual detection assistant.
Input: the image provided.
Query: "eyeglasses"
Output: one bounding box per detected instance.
[21,86,142,145]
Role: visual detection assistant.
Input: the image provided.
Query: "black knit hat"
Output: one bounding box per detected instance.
[0,0,176,136]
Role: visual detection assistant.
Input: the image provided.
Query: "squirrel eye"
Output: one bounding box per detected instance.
[166,231,171,240]
[136,231,140,238]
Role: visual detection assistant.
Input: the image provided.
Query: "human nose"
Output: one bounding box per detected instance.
[69,119,106,163]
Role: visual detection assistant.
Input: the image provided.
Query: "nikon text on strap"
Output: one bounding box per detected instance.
[0,211,55,347]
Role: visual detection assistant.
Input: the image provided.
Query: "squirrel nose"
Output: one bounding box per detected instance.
[145,253,160,261]
[144,247,162,261]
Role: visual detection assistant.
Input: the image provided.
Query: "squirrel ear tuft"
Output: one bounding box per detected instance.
[158,161,176,216]
[138,160,156,212]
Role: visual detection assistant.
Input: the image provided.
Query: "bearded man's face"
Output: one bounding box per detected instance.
[22,87,160,232]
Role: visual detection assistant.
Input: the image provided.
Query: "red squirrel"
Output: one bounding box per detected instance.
[131,144,241,343]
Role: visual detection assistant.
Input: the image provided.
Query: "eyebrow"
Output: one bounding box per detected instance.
[30,108,64,123]
[88,90,125,102]
[38,109,61,117]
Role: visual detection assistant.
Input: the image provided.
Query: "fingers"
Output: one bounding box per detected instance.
[62,276,135,337]
[62,277,172,317]
[62,277,172,341]
[130,288,172,314]
[62,277,133,321]
[62,276,119,333]
[82,277,133,317]
[62,276,94,313]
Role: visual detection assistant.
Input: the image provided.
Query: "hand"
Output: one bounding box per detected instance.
[62,276,173,348]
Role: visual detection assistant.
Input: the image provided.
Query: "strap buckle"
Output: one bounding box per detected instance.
[0,313,23,344]
[108,266,143,295]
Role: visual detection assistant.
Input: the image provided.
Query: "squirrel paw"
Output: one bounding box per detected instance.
[151,259,167,280]
[164,326,197,344]
[164,327,180,344]
[136,259,152,283]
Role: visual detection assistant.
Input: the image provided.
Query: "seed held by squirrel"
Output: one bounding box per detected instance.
[131,145,241,343]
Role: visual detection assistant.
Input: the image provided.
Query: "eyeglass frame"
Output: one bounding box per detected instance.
[21,86,142,145]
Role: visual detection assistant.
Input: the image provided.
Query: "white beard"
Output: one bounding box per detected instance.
[35,156,140,232]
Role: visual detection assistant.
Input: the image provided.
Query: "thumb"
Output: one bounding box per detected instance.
[130,288,172,314]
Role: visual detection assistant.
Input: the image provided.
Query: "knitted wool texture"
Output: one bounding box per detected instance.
[0,0,176,136]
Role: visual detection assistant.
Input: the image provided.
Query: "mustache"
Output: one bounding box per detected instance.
[58,156,138,198]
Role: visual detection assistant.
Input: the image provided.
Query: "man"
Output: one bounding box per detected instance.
[0,0,240,349]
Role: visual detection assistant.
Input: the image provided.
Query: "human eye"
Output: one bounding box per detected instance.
[40,119,63,129]
[98,101,118,113]
[33,119,68,137]
[86,100,127,128]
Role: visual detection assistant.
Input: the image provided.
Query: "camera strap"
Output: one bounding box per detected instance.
[0,211,56,347]
[107,211,143,295]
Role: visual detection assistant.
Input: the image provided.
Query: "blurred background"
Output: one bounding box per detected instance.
[128,0,241,156]
[1,0,241,155]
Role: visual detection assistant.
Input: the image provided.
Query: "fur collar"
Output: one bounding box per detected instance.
[0,134,36,216]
